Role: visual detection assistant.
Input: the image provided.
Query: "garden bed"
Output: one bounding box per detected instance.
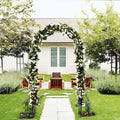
[19,113,35,119]
[79,112,95,117]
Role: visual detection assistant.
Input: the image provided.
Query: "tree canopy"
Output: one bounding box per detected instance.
[0,0,35,56]
[78,3,120,63]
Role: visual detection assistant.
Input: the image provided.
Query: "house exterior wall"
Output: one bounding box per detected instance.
[37,43,76,74]
[35,18,78,74]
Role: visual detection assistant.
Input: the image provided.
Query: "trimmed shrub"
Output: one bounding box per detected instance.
[0,71,23,94]
[96,77,120,94]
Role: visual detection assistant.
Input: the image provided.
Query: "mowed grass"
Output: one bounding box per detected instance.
[0,86,120,120]
[69,90,120,120]
[0,89,75,120]
[0,90,46,120]
[39,89,75,96]
[37,74,76,82]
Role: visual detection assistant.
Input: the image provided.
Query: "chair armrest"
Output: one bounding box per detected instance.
[43,76,45,82]
[70,76,72,82]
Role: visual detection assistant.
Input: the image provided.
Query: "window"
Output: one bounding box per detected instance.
[51,48,57,67]
[60,48,66,67]
[51,47,66,67]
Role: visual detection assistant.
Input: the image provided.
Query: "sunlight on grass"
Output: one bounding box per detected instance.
[69,90,120,120]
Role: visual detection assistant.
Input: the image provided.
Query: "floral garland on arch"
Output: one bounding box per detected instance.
[27,23,86,115]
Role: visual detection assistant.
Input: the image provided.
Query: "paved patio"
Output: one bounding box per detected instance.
[41,82,72,89]
[40,95,75,120]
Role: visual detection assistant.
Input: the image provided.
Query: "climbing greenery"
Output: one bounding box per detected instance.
[28,23,86,115]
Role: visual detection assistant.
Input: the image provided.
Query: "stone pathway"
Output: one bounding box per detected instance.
[41,82,72,89]
[40,96,75,120]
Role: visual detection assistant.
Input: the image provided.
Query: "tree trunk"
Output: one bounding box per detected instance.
[115,54,118,79]
[23,55,24,70]
[111,54,112,76]
[1,56,3,74]
[119,56,120,76]
[19,57,21,72]
[16,57,18,71]
[1,48,3,74]
[115,54,118,75]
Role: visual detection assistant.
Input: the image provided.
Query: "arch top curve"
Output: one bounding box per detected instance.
[34,23,81,45]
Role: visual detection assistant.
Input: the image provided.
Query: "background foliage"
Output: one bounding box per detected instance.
[78,3,120,74]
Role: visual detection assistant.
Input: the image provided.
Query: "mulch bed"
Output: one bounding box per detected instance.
[19,113,35,119]
[79,112,95,117]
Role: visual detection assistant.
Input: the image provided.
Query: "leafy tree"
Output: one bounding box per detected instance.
[0,0,35,73]
[77,3,120,74]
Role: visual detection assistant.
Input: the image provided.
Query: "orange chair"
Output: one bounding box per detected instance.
[49,72,64,89]
[37,76,45,83]
[21,77,43,89]
[85,77,92,88]
[70,76,77,88]
[21,78,29,88]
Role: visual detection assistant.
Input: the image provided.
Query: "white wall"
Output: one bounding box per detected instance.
[85,60,111,73]
[37,44,76,74]
[0,53,28,73]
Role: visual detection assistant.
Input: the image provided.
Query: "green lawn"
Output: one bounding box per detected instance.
[69,90,120,120]
[0,89,120,120]
[0,90,46,120]
[0,89,75,120]
[37,74,76,82]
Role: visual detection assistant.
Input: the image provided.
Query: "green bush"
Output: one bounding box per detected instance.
[0,71,23,94]
[96,77,120,94]
[108,70,115,75]
[89,62,100,69]
[86,69,108,81]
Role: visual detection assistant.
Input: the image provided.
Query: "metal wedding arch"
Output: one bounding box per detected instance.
[27,23,85,115]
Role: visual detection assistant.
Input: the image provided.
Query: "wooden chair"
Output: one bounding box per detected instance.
[37,76,45,83]
[21,77,29,88]
[21,77,43,89]
[49,72,64,89]
[70,76,77,88]
[85,77,92,88]
[36,80,42,88]
[70,76,92,89]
